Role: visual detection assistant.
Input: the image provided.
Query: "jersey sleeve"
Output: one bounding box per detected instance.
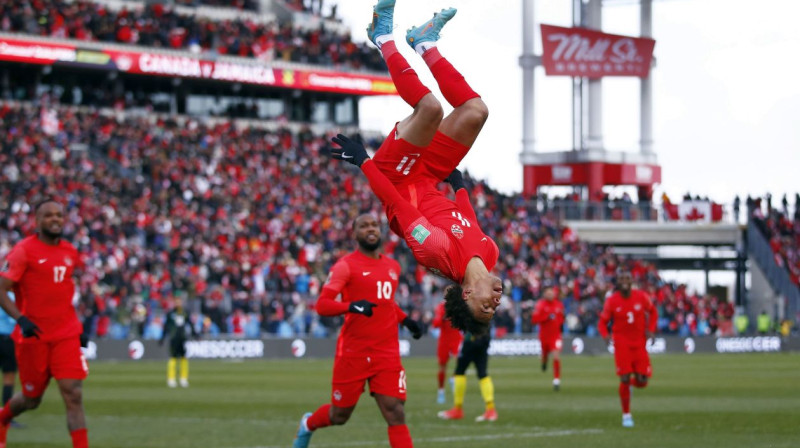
[454,189,479,226]
[531,300,546,324]
[646,296,658,333]
[315,260,351,316]
[556,302,565,327]
[0,246,28,283]
[597,297,613,339]
[393,301,408,324]
[432,302,445,328]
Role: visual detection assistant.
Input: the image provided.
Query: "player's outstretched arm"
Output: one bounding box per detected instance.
[330,134,370,167]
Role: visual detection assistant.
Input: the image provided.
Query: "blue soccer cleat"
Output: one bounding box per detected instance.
[292,412,313,448]
[366,0,396,46]
[405,7,457,50]
[622,414,634,428]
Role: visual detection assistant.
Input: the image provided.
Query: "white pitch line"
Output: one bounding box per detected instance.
[236,428,604,448]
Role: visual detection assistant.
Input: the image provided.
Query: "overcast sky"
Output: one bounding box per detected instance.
[335,0,800,204]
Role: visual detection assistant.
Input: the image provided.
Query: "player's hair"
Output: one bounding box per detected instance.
[443,284,490,336]
[34,197,61,212]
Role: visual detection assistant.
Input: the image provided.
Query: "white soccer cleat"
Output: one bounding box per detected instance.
[553,378,561,391]
[622,413,634,428]
[167,379,177,388]
[179,378,189,388]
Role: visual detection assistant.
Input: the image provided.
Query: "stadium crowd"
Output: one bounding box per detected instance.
[0,0,385,71]
[751,195,800,287]
[0,101,753,340]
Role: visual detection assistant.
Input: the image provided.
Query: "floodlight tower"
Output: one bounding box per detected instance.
[519,0,660,204]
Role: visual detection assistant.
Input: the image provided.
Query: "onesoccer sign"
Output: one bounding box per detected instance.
[540,24,656,78]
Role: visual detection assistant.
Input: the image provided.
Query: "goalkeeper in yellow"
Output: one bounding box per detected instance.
[159,297,198,388]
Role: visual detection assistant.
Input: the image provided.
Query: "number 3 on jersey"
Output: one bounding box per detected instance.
[376,281,393,300]
[626,311,634,324]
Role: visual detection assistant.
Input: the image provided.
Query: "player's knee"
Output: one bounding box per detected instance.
[416,95,444,124]
[620,375,631,385]
[330,408,352,426]
[462,99,489,128]
[23,395,42,410]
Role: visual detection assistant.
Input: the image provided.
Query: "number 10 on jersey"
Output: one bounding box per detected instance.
[377,281,393,300]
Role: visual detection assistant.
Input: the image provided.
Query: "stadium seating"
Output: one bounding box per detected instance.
[0,101,745,339]
[0,0,386,71]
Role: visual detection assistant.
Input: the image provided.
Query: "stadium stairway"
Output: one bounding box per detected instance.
[746,221,800,326]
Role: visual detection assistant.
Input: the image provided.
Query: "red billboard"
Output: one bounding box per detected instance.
[0,37,397,96]
[540,24,655,78]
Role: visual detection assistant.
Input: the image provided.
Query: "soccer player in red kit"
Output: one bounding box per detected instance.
[292,214,422,448]
[531,285,564,391]
[0,200,89,448]
[432,298,463,404]
[598,268,658,428]
[330,0,502,336]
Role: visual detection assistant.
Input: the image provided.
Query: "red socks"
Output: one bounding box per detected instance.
[437,370,446,389]
[423,47,480,107]
[388,424,414,448]
[553,359,561,380]
[0,403,13,425]
[619,382,631,414]
[381,41,431,108]
[306,404,332,431]
[70,428,88,448]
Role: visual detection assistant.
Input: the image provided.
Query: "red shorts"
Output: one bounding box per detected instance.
[373,125,471,189]
[16,337,88,398]
[437,336,462,366]
[613,342,651,377]
[540,337,563,354]
[331,356,406,407]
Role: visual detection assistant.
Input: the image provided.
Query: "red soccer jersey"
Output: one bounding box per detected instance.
[315,251,405,358]
[531,299,565,341]
[432,301,462,345]
[362,162,499,283]
[414,187,499,283]
[598,289,658,347]
[0,235,83,343]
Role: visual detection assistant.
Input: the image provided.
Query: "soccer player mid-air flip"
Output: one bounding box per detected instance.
[331,0,502,335]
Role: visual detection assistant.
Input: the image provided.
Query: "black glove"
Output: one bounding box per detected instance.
[402,317,422,339]
[17,316,41,339]
[330,134,370,167]
[348,300,377,317]
[80,333,89,348]
[445,169,465,191]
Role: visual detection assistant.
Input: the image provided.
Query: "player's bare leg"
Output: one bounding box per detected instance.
[0,393,41,446]
[57,378,88,447]
[368,0,443,148]
[375,394,413,448]
[406,8,489,149]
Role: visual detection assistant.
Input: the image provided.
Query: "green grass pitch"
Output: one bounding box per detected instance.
[7,353,798,447]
